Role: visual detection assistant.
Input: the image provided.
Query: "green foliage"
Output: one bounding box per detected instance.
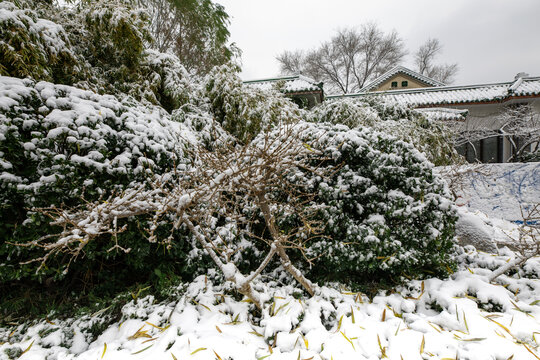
[0,77,202,321]
[310,97,461,166]
[204,65,305,142]
[143,0,239,75]
[0,2,79,83]
[282,123,458,285]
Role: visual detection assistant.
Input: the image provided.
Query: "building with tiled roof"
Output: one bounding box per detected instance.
[360,65,446,92]
[244,74,324,108]
[329,72,540,163]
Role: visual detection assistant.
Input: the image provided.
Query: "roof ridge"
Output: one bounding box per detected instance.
[360,66,445,92]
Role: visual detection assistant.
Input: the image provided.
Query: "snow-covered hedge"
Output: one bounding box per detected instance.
[283,123,458,284]
[310,98,461,166]
[0,76,192,282]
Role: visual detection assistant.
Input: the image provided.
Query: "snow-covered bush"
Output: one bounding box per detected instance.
[204,65,305,142]
[310,97,460,166]
[0,76,194,284]
[283,123,458,284]
[0,2,79,83]
[0,1,196,112]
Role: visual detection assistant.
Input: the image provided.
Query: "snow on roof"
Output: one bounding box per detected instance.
[244,74,322,94]
[360,65,446,92]
[331,75,540,107]
[416,107,468,121]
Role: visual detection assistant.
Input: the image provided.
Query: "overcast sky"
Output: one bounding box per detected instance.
[215,0,540,86]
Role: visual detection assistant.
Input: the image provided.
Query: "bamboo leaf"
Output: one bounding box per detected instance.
[215,326,222,333]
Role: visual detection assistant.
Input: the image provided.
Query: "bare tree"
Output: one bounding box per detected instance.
[21,124,328,309]
[415,38,458,84]
[277,24,407,94]
[451,104,540,162]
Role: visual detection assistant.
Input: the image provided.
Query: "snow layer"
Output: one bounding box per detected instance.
[1,245,540,360]
[438,162,540,222]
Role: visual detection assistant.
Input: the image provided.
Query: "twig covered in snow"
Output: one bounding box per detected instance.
[26,123,331,308]
[490,203,540,282]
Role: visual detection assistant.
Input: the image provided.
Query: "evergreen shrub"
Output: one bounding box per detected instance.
[0,77,198,313]
[310,98,461,166]
[283,122,458,285]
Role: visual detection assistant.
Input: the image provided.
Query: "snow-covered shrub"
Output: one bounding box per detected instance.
[0,76,194,284]
[281,122,457,285]
[310,98,460,166]
[0,2,79,84]
[204,65,305,142]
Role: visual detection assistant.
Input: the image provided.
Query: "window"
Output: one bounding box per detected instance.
[391,81,398,88]
[402,81,408,87]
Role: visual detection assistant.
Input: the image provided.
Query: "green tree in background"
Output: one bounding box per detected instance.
[138,0,239,75]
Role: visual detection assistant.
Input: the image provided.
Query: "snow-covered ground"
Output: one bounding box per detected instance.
[1,162,540,359]
[437,162,540,222]
[1,241,540,360]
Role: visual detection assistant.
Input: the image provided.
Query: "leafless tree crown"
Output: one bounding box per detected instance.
[414,38,458,84]
[277,24,407,94]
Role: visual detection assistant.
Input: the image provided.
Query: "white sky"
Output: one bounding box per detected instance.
[215,0,540,86]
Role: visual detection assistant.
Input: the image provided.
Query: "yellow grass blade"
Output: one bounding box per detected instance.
[101,343,107,359]
[336,315,344,332]
[21,340,34,356]
[171,353,178,360]
[377,334,387,358]
[340,331,355,350]
[350,306,355,324]
[420,335,425,354]
[463,311,469,333]
[190,347,207,355]
[213,350,223,360]
[301,334,309,349]
[131,344,153,355]
[215,326,222,333]
[381,309,386,322]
